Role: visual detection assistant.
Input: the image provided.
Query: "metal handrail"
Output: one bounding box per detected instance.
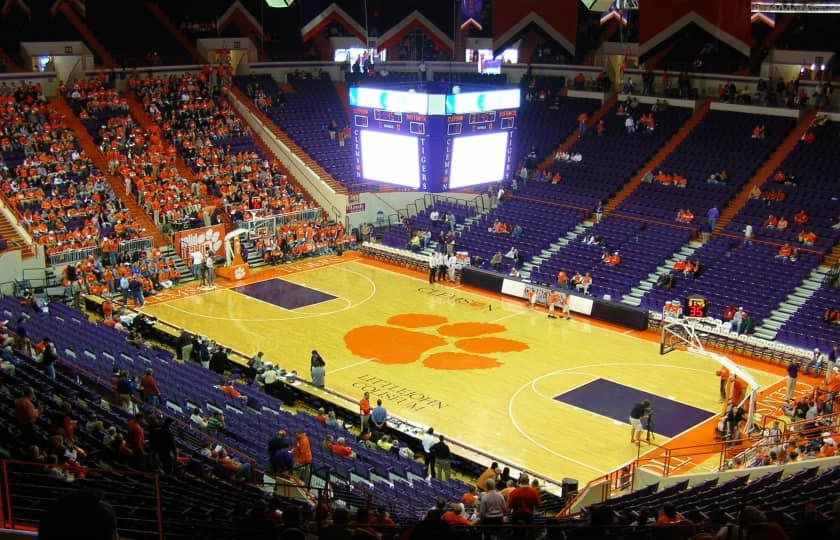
[46,236,154,267]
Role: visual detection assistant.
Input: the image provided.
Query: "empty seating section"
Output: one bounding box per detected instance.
[456,199,586,274]
[380,201,476,250]
[0,84,144,254]
[525,104,693,296]
[723,119,840,253]
[585,466,839,526]
[641,236,820,323]
[535,103,693,211]
[515,90,601,169]
[615,111,795,224]
[245,73,364,191]
[778,281,840,351]
[0,3,80,67]
[533,220,694,300]
[0,298,474,522]
[86,1,189,66]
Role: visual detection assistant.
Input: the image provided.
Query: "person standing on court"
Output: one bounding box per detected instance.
[359,392,372,431]
[431,435,452,481]
[785,359,799,401]
[629,400,651,444]
[715,365,730,403]
[422,427,436,479]
[436,251,447,282]
[205,249,215,287]
[310,350,326,387]
[427,252,436,284]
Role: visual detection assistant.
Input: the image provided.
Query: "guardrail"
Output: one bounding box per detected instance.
[235,208,324,240]
[46,236,154,267]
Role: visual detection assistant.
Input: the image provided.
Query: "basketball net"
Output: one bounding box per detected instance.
[659,316,761,434]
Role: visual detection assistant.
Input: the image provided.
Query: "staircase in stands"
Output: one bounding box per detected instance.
[0,209,32,257]
[604,100,712,215]
[145,1,205,64]
[56,0,118,68]
[0,47,20,72]
[713,109,817,234]
[334,81,351,118]
[52,97,165,248]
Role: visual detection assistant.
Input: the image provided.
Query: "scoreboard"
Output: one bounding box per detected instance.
[443,108,517,190]
[352,107,429,136]
[443,109,518,136]
[349,86,520,191]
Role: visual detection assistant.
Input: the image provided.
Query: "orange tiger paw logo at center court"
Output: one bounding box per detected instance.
[344,313,529,370]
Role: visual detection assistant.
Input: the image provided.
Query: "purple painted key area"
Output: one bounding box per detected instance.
[233,278,337,309]
[554,378,714,437]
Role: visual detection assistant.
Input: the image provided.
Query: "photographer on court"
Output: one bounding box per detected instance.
[629,400,651,444]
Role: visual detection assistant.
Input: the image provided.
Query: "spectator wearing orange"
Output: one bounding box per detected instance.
[476,462,500,492]
[461,485,478,505]
[602,251,621,266]
[776,243,793,260]
[715,366,730,403]
[292,431,312,483]
[798,230,816,245]
[676,208,694,224]
[655,503,684,526]
[441,504,474,526]
[793,210,809,226]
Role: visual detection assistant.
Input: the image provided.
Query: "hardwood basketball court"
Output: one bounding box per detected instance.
[140,253,781,485]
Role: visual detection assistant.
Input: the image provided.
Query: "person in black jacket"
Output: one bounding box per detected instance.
[430,435,452,481]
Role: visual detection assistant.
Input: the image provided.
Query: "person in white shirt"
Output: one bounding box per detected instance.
[205,252,215,287]
[422,428,437,479]
[743,224,753,245]
[429,210,440,222]
[436,251,447,282]
[505,246,518,259]
[190,408,208,428]
[447,254,458,282]
[191,250,204,279]
[428,253,437,284]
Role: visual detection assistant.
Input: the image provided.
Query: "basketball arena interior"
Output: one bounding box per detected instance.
[0,0,839,538]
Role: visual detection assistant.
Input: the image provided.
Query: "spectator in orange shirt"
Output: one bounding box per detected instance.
[794,210,809,226]
[776,243,793,260]
[655,503,684,526]
[461,485,478,506]
[476,462,500,492]
[329,437,355,458]
[556,270,568,289]
[715,366,730,403]
[441,504,475,526]
[359,391,372,431]
[798,230,816,246]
